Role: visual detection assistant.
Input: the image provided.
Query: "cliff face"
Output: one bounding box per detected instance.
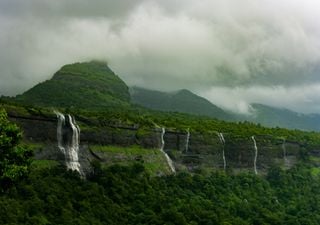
[9,113,319,175]
[164,132,301,173]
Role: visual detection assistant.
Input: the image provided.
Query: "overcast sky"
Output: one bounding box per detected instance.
[1,0,320,114]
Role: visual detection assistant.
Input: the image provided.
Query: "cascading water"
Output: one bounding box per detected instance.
[185,129,190,153]
[251,136,258,175]
[160,128,176,173]
[55,111,66,155]
[55,111,82,175]
[217,132,226,171]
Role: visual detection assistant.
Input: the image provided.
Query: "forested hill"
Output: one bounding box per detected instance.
[130,86,232,121]
[14,61,130,109]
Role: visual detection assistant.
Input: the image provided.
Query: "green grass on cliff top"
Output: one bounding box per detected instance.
[90,145,174,175]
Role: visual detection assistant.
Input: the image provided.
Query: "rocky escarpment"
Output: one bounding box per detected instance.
[165,132,301,173]
[9,113,93,176]
[8,112,320,175]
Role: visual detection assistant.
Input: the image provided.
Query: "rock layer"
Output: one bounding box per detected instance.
[8,113,318,174]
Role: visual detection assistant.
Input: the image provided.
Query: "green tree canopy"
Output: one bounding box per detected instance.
[0,108,32,190]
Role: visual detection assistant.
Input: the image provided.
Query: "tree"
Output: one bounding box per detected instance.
[0,108,32,190]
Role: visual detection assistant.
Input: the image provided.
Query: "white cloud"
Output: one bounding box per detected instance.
[199,84,320,114]
[1,0,320,113]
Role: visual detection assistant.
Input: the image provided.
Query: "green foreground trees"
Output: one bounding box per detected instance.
[1,162,320,225]
[0,109,32,190]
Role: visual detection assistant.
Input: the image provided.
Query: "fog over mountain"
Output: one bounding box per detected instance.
[1,0,320,114]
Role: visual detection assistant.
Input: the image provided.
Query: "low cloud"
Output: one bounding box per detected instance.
[199,84,320,114]
[1,0,320,113]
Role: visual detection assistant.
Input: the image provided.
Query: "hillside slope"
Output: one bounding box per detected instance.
[130,87,231,121]
[15,61,130,109]
[241,104,320,131]
[130,87,320,131]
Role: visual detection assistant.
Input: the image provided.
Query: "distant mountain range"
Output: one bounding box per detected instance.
[246,104,320,131]
[130,87,232,121]
[9,61,320,131]
[131,87,320,131]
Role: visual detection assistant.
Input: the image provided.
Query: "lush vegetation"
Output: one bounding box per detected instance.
[14,61,130,109]
[1,161,320,224]
[0,109,32,191]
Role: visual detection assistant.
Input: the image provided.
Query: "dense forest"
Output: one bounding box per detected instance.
[1,159,320,224]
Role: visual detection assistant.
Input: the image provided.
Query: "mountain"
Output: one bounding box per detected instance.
[11,60,320,131]
[130,87,231,121]
[130,87,320,131]
[15,61,130,109]
[246,103,320,131]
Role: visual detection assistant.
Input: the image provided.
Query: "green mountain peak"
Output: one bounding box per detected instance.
[15,61,130,109]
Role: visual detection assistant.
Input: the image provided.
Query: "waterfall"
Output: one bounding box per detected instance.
[55,111,66,155]
[217,132,226,171]
[160,128,176,173]
[67,115,81,172]
[55,111,82,175]
[251,136,258,175]
[185,129,190,153]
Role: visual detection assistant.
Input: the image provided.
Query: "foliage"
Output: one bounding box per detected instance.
[0,109,32,190]
[1,163,320,224]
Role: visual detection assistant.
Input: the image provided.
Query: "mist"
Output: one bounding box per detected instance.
[1,0,320,114]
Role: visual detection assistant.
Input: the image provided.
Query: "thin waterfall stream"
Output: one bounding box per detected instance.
[217,132,226,171]
[160,128,176,173]
[185,129,190,153]
[251,136,258,175]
